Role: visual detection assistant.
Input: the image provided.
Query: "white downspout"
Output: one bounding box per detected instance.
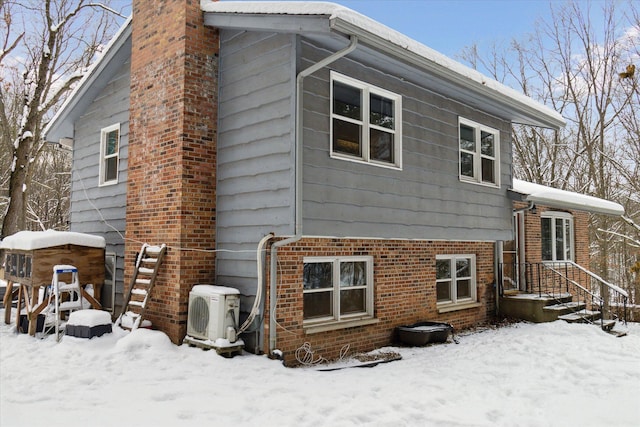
[269,35,358,356]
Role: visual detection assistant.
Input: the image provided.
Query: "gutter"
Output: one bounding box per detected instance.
[269,34,358,356]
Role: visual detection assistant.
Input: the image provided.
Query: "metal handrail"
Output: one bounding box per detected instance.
[499,261,628,327]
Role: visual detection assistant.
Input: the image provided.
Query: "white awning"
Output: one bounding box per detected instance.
[511,179,624,216]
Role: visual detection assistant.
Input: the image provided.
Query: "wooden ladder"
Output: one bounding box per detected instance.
[115,243,166,330]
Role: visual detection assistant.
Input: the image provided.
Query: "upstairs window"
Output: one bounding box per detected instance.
[541,212,574,261]
[459,118,499,186]
[331,72,402,169]
[99,124,120,186]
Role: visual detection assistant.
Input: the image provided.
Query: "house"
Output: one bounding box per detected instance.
[43,1,625,364]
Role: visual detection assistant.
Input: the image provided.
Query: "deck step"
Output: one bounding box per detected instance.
[558,310,601,323]
[543,301,586,313]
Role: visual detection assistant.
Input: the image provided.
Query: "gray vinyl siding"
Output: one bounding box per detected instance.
[216,32,516,307]
[300,38,513,241]
[215,30,296,304]
[70,58,130,312]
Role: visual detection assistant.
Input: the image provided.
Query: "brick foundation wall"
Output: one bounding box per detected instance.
[266,238,497,366]
[127,0,218,343]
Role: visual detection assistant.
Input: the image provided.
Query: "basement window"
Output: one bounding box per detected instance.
[303,256,374,326]
[436,254,477,307]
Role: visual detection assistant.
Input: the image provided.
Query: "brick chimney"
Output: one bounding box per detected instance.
[127,0,218,343]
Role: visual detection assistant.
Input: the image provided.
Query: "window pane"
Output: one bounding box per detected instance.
[541,218,552,260]
[340,288,366,315]
[340,261,366,287]
[303,262,333,290]
[304,291,333,319]
[460,152,474,177]
[555,218,565,261]
[480,131,494,156]
[437,281,451,302]
[457,279,471,299]
[106,130,119,155]
[333,81,361,120]
[481,158,495,183]
[370,129,393,163]
[333,118,362,157]
[436,259,450,279]
[459,124,475,152]
[105,157,118,182]
[370,93,394,129]
[456,258,470,278]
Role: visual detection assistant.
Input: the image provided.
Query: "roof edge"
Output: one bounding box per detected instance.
[511,179,624,216]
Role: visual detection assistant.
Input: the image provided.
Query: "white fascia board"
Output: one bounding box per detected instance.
[512,179,625,216]
[44,17,133,144]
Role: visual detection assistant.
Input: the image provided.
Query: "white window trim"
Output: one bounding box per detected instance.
[458,117,500,187]
[541,211,574,262]
[330,71,403,170]
[99,123,120,186]
[435,254,477,307]
[302,255,375,327]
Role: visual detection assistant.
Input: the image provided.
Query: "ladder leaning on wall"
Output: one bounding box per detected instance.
[115,243,167,331]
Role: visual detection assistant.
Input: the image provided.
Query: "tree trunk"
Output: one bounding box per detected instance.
[1,135,30,238]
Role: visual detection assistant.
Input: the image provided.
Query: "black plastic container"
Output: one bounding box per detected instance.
[395,321,453,346]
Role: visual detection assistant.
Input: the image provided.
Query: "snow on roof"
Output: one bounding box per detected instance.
[200,1,565,128]
[512,179,624,216]
[0,230,106,251]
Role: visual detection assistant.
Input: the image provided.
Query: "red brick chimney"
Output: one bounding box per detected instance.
[127,0,218,343]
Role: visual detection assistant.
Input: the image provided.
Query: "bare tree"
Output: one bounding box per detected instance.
[0,0,126,238]
[459,0,639,301]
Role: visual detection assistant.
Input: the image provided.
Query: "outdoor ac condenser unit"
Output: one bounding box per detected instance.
[186,285,240,342]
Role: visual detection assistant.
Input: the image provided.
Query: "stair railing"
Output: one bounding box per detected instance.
[499,261,628,327]
[543,262,606,328]
[563,261,628,325]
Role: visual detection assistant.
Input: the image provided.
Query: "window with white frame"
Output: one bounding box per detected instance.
[331,71,402,168]
[459,118,499,186]
[541,212,574,261]
[99,124,120,186]
[303,256,374,323]
[436,254,476,305]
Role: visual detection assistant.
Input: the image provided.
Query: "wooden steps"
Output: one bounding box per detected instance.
[115,244,166,331]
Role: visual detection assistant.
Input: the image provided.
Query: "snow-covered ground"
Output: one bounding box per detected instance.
[1,308,639,427]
